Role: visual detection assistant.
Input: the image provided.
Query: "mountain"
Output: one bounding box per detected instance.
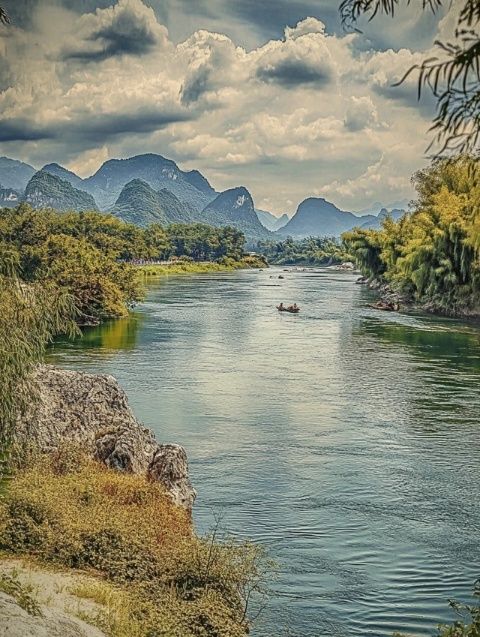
[0,157,36,191]
[355,199,409,216]
[83,154,217,211]
[41,163,85,189]
[272,213,290,230]
[112,179,192,226]
[360,207,406,230]
[0,186,21,208]
[202,187,272,241]
[256,209,290,231]
[23,171,98,212]
[279,197,360,237]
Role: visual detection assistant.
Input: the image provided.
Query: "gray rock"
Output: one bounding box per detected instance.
[16,365,196,511]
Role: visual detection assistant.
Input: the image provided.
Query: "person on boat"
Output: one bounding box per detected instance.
[292,303,298,311]
[278,302,285,311]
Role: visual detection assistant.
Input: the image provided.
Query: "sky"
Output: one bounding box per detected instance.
[0,0,458,215]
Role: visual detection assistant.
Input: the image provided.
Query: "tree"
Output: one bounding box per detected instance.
[0,253,76,462]
[343,155,480,314]
[340,0,480,155]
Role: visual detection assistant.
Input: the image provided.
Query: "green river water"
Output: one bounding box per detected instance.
[49,267,480,637]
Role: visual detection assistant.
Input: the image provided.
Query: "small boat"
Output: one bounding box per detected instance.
[278,275,284,279]
[277,305,300,313]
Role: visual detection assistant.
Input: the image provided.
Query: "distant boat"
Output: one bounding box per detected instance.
[277,305,300,314]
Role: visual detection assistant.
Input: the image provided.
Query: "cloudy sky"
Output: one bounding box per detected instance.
[0,0,456,214]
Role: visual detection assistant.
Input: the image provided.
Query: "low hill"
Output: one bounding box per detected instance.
[279,197,360,237]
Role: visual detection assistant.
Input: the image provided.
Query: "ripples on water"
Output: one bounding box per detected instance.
[49,267,480,637]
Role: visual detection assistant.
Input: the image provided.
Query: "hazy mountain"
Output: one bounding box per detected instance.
[112,179,193,226]
[256,209,290,231]
[0,186,21,208]
[356,199,409,216]
[203,187,272,240]
[273,213,290,230]
[84,153,217,211]
[360,207,406,230]
[24,171,98,212]
[0,157,36,191]
[41,163,85,189]
[279,197,360,237]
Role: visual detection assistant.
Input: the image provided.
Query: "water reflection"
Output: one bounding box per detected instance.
[50,312,142,356]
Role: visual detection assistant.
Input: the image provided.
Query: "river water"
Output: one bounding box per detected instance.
[49,267,480,637]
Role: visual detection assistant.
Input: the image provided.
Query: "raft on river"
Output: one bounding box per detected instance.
[277,305,300,314]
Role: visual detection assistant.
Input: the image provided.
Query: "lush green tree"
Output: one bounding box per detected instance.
[0,255,76,460]
[343,156,480,314]
[256,236,348,265]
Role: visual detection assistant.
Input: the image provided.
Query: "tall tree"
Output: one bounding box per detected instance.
[340,0,480,155]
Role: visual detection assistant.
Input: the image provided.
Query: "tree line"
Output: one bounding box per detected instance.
[256,236,348,265]
[0,204,247,323]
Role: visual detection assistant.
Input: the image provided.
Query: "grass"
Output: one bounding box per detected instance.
[139,256,267,278]
[0,448,271,636]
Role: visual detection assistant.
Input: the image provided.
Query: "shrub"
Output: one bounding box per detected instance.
[0,450,271,636]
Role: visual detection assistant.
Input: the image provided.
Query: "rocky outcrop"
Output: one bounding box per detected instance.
[16,365,196,511]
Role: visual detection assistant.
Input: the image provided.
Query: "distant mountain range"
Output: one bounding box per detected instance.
[256,209,290,231]
[0,153,407,241]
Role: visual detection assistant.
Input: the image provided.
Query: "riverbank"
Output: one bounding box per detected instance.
[367,278,480,320]
[1,365,268,637]
[0,451,267,637]
[138,255,267,277]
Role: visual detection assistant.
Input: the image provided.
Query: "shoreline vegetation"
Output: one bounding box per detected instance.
[0,449,271,637]
[0,205,271,636]
[138,255,267,278]
[343,157,480,319]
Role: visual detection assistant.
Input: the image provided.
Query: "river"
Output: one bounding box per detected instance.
[48,267,480,637]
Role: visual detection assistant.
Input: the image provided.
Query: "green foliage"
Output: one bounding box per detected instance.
[256,236,348,265]
[165,223,246,262]
[343,156,480,315]
[0,450,272,636]
[0,271,76,460]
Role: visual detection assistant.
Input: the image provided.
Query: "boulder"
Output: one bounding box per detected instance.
[16,365,196,511]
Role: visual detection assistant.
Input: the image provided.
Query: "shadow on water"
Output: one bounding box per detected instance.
[50,312,143,356]
[358,316,480,373]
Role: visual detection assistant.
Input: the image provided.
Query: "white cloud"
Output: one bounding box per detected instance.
[0,0,443,212]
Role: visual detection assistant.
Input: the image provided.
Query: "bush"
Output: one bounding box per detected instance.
[0,450,271,636]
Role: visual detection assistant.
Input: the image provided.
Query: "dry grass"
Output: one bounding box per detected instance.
[0,449,271,636]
